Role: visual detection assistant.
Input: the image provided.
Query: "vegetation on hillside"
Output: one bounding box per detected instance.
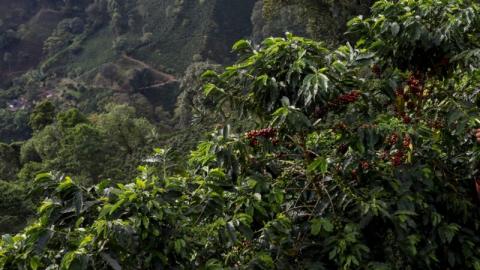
[0,0,370,144]
[0,0,258,143]
[0,101,161,235]
[0,0,374,238]
[1,102,158,184]
[261,0,372,41]
[1,0,480,269]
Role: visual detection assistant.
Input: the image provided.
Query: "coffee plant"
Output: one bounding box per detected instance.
[1,0,480,269]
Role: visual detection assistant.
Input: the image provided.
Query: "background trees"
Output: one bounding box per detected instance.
[0,143,20,180]
[29,101,56,132]
[0,181,32,235]
[174,61,221,129]
[5,103,158,187]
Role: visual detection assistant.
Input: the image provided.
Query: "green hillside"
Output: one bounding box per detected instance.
[0,0,260,142]
[1,0,480,268]
[0,1,381,242]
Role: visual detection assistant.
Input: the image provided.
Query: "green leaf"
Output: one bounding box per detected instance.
[30,256,41,270]
[439,223,460,244]
[38,199,54,214]
[201,70,218,79]
[109,199,125,215]
[56,176,74,192]
[74,192,83,215]
[255,253,274,269]
[318,73,329,92]
[232,39,252,52]
[60,252,76,270]
[390,22,400,36]
[247,179,257,189]
[311,218,334,235]
[256,75,269,86]
[332,60,347,73]
[273,188,284,204]
[174,239,186,254]
[308,157,328,174]
[473,260,480,270]
[204,83,217,96]
[135,179,146,190]
[34,172,53,184]
[79,235,93,248]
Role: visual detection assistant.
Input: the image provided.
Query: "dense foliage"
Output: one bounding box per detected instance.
[0,181,32,234]
[12,103,158,184]
[262,0,373,41]
[2,0,480,269]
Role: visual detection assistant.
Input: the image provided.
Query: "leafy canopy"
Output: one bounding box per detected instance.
[2,0,480,269]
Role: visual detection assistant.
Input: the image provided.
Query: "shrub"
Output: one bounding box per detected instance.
[29,101,56,132]
[1,1,480,269]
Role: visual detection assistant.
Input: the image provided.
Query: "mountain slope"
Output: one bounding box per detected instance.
[0,0,371,143]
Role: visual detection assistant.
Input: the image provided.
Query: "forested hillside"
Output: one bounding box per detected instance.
[0,0,256,142]
[0,0,372,234]
[2,0,480,269]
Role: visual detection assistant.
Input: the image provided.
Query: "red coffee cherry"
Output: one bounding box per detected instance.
[402,114,412,124]
[407,75,423,95]
[403,135,411,148]
[395,88,404,97]
[391,151,404,166]
[388,133,399,146]
[361,161,370,170]
[246,128,278,146]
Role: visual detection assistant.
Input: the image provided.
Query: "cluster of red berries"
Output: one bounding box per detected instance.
[352,161,371,177]
[388,133,411,148]
[393,105,412,124]
[385,133,412,166]
[400,113,412,124]
[393,74,426,124]
[391,151,405,167]
[428,120,443,130]
[402,135,411,148]
[315,90,362,118]
[388,133,399,145]
[395,88,405,98]
[360,161,370,170]
[335,90,362,105]
[246,128,278,147]
[407,75,423,96]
